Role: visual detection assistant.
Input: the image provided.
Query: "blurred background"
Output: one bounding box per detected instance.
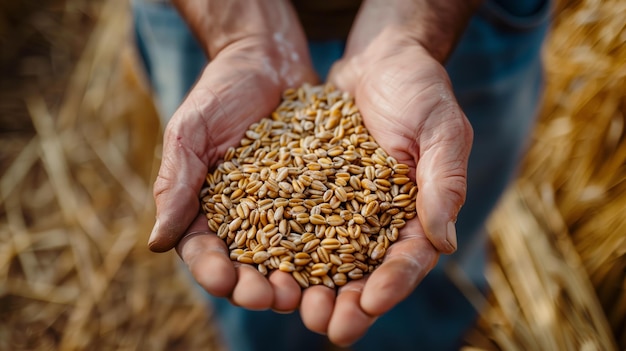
[0,0,624,350]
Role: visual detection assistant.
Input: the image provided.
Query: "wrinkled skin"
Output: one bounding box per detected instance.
[151,35,317,251]
[152,27,473,347]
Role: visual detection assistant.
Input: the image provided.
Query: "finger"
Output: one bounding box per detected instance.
[360,220,439,316]
[299,285,336,335]
[326,58,359,95]
[268,270,302,313]
[326,280,376,347]
[416,104,473,254]
[177,215,274,309]
[230,264,274,310]
[176,216,237,298]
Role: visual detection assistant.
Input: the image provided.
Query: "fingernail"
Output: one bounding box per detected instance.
[148,218,160,245]
[370,316,379,326]
[271,309,296,315]
[446,221,457,252]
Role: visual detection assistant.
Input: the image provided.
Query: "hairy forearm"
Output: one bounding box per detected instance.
[347,0,484,62]
[172,0,306,58]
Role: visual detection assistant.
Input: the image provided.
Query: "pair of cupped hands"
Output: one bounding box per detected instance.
[148,19,473,346]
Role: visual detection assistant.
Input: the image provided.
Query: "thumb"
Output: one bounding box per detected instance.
[415,107,473,254]
[149,114,214,253]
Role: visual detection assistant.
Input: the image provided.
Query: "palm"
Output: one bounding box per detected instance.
[354,49,452,170]
[331,38,473,252]
[159,38,320,310]
[167,52,295,296]
[168,44,315,168]
[150,36,317,249]
[362,55,434,237]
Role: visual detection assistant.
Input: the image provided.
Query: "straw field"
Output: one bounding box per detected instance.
[0,0,624,350]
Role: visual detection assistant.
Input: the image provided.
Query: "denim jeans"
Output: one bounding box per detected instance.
[132,1,551,350]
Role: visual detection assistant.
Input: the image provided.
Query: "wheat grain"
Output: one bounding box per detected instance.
[199,84,418,288]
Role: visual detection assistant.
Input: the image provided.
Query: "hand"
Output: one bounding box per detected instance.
[149,0,318,312]
[297,27,474,345]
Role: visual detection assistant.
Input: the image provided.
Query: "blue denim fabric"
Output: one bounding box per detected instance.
[132,0,550,350]
[132,1,206,118]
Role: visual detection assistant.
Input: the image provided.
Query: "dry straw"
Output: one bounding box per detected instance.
[465,0,625,349]
[0,0,219,350]
[0,0,624,349]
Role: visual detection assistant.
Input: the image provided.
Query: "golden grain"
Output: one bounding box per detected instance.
[199,84,417,288]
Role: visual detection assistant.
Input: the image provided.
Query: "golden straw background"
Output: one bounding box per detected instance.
[0,0,624,350]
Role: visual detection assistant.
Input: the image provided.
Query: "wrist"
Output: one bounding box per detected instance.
[172,0,317,89]
[347,0,483,63]
[172,0,307,58]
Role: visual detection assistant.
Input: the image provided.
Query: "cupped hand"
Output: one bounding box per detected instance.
[149,33,317,312]
[298,28,474,346]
